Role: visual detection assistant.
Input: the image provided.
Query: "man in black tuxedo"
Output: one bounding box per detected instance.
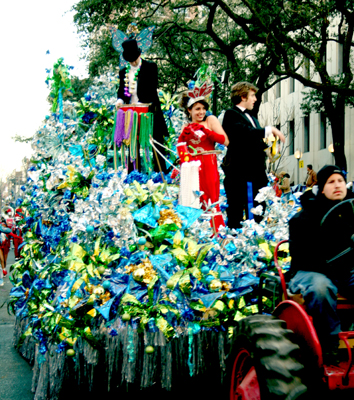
[116,39,168,173]
[222,82,285,229]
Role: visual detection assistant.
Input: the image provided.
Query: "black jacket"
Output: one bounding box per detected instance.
[222,106,268,183]
[117,59,168,165]
[118,59,160,112]
[289,190,354,280]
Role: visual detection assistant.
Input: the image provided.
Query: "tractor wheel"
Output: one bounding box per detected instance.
[228,314,307,400]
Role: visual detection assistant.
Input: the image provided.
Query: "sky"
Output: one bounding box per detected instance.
[0,0,88,178]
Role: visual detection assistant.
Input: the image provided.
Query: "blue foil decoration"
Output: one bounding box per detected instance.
[187,322,200,376]
[95,296,116,320]
[133,203,159,228]
[175,205,203,229]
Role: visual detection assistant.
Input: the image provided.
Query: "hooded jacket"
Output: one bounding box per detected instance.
[289,189,354,280]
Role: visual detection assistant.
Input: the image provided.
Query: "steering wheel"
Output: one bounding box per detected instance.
[320,198,354,265]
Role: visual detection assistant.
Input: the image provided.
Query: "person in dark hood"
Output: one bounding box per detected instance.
[288,165,354,363]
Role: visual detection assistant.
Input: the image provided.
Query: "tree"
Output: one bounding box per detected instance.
[238,0,354,171]
[72,0,354,170]
[72,0,284,112]
[70,75,95,102]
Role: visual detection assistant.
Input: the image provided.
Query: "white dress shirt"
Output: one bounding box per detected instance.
[116,61,142,105]
[236,105,272,138]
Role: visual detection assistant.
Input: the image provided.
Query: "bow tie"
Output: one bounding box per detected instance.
[243,109,251,115]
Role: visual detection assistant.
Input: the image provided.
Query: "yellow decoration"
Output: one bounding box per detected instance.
[278,242,289,252]
[170,248,189,265]
[94,237,101,256]
[186,239,198,258]
[189,266,202,280]
[202,309,218,320]
[68,296,80,309]
[173,231,183,246]
[271,135,278,156]
[234,311,246,321]
[71,278,84,293]
[250,304,259,313]
[100,292,111,304]
[158,209,182,228]
[87,309,97,318]
[238,297,246,309]
[209,279,222,291]
[221,281,232,291]
[179,271,191,294]
[259,243,272,260]
[121,293,141,304]
[124,258,157,285]
[93,286,104,295]
[213,300,226,312]
[59,327,77,345]
[166,270,183,290]
[68,260,86,272]
[70,243,86,259]
[156,316,174,338]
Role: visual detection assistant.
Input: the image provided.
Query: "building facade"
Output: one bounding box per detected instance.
[259,41,354,185]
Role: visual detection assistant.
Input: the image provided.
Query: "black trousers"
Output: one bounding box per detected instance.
[223,174,268,229]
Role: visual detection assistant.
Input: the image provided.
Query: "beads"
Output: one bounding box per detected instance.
[124,61,141,97]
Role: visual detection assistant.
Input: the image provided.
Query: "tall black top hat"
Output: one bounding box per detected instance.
[122,39,142,62]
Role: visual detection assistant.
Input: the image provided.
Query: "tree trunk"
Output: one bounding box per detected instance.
[329,111,347,173]
[323,93,347,173]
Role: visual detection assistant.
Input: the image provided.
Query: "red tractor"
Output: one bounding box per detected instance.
[229,199,354,399]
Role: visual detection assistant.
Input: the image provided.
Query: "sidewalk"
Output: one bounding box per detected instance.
[0,250,33,400]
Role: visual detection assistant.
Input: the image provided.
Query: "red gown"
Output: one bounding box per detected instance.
[178,122,226,231]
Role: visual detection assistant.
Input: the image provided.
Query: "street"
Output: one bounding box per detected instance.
[0,249,33,400]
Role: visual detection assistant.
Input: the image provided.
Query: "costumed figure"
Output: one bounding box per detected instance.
[5,207,14,229]
[111,24,168,173]
[13,208,24,260]
[177,80,229,232]
[272,177,282,198]
[0,219,11,284]
[1,206,24,266]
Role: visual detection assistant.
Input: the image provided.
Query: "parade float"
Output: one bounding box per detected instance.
[9,58,300,399]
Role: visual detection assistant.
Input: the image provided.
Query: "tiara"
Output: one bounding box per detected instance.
[187,81,213,108]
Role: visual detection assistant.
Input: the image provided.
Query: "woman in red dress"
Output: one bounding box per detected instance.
[0,219,12,284]
[178,92,229,231]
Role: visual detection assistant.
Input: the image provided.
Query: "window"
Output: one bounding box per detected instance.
[303,116,310,152]
[322,46,327,73]
[263,90,268,103]
[303,58,310,80]
[338,43,343,74]
[288,120,295,155]
[320,113,326,149]
[276,80,281,98]
[289,57,295,93]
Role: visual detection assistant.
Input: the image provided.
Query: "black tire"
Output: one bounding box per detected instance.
[228,314,307,400]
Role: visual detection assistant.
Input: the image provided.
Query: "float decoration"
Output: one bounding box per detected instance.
[9,59,300,398]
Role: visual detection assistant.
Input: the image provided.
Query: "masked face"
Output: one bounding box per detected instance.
[322,173,347,201]
[130,56,141,67]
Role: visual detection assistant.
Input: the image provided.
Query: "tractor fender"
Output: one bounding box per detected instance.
[274,300,323,367]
